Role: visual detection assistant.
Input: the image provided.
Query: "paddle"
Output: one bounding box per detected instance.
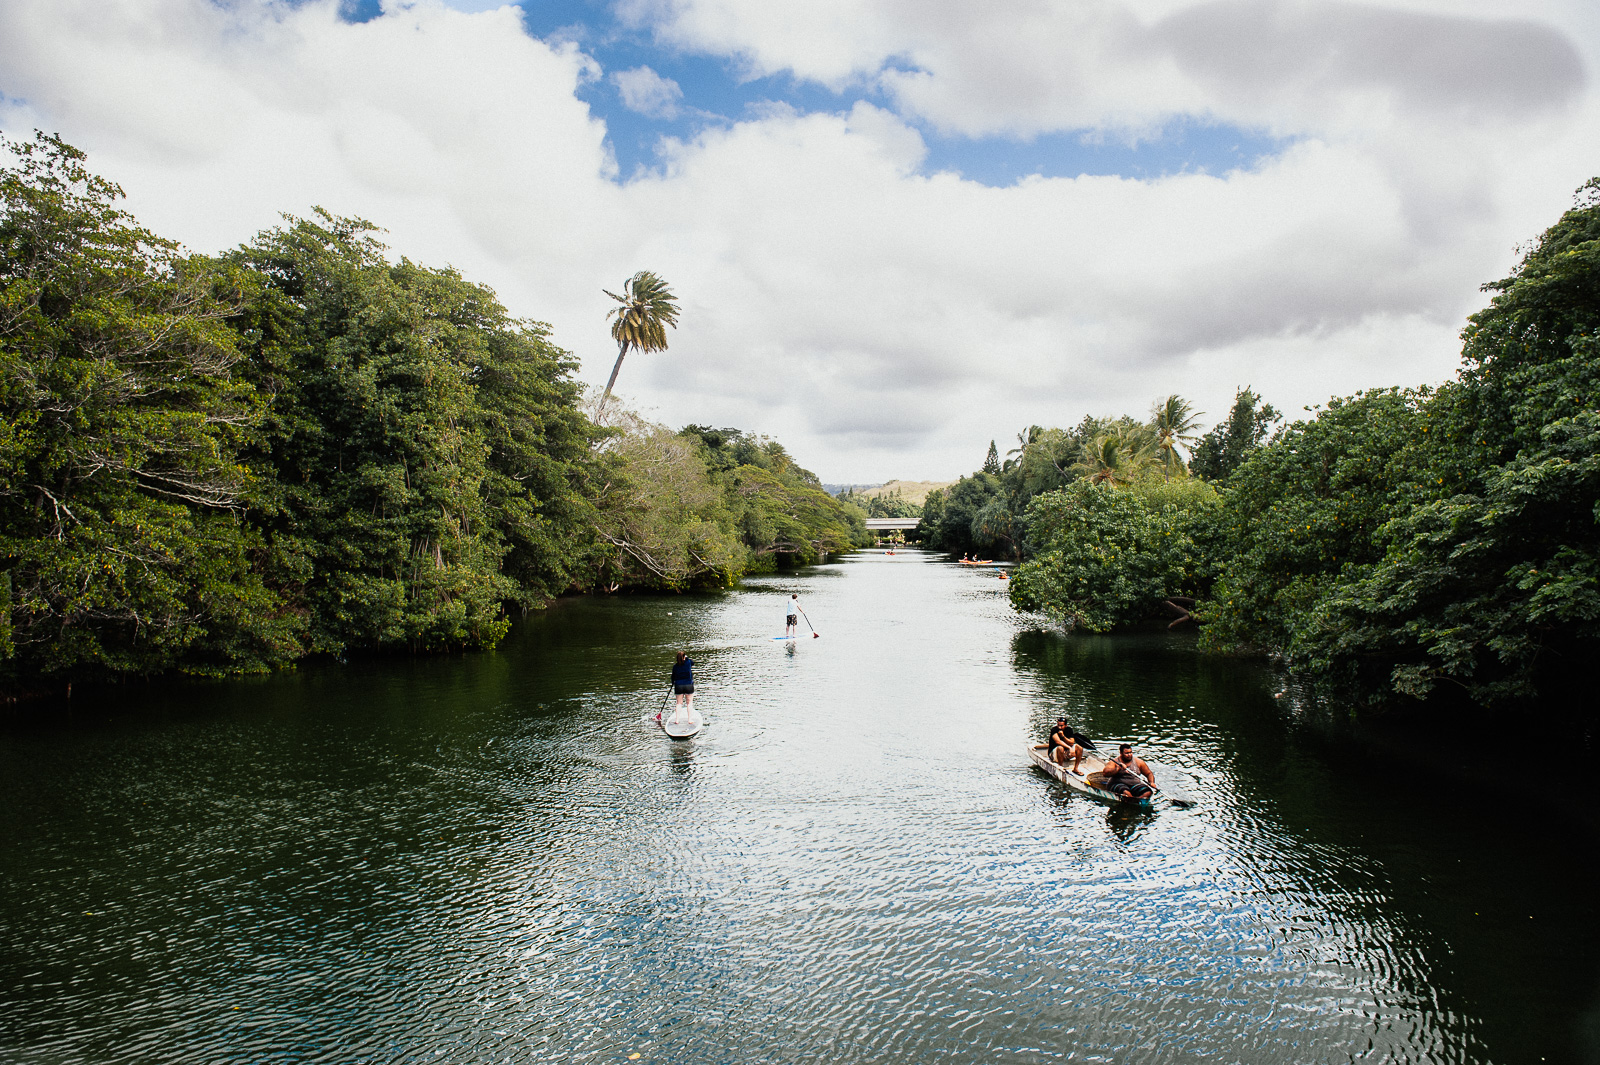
[657,686,673,723]
[1145,761,1198,808]
[1154,766,1199,807]
[800,608,820,639]
[1159,787,1197,809]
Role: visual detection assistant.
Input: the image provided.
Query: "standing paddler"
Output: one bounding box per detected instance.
[784,593,804,639]
[669,651,695,723]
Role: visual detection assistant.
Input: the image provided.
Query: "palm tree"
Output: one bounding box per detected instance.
[599,270,680,413]
[1150,394,1203,481]
[1005,425,1044,471]
[1074,430,1156,486]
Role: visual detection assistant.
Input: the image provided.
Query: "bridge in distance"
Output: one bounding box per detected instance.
[863,518,919,532]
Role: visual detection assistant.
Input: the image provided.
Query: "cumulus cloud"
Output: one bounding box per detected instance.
[2,0,1597,479]
[624,0,1587,137]
[612,65,685,119]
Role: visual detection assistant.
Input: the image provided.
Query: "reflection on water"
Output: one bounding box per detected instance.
[1,548,1596,1065]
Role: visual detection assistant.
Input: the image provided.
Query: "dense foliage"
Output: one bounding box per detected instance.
[0,135,294,686]
[587,421,868,590]
[0,134,861,695]
[1009,180,1600,714]
[1009,479,1219,632]
[1189,388,1280,484]
[837,487,921,519]
[221,211,601,655]
[1220,183,1600,709]
[917,408,1213,559]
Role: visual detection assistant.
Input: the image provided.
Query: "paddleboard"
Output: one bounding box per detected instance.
[661,704,703,739]
[771,635,797,641]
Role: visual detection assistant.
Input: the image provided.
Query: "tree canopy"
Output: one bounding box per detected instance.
[0,134,861,697]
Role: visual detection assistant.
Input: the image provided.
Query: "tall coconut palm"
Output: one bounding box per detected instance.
[1151,394,1203,481]
[1074,432,1140,486]
[599,270,680,413]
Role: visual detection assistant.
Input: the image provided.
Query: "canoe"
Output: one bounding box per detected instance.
[1028,744,1152,809]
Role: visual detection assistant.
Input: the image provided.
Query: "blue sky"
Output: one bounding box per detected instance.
[392,0,1288,187]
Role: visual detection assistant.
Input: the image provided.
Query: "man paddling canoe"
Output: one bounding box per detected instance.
[1088,744,1155,802]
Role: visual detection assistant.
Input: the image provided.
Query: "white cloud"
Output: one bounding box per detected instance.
[622,0,1588,138]
[2,0,1597,481]
[612,65,685,119]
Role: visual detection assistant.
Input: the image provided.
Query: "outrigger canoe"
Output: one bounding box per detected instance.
[1028,744,1153,809]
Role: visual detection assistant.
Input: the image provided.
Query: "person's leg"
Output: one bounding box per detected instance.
[1070,743,1083,773]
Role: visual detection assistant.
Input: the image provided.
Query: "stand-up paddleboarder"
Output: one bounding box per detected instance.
[670,651,694,722]
[784,593,805,640]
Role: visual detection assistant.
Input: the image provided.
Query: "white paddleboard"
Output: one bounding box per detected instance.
[661,704,703,739]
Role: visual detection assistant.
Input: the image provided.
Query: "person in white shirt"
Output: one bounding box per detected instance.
[784,593,803,638]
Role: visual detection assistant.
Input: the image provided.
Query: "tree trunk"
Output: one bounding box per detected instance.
[598,342,628,413]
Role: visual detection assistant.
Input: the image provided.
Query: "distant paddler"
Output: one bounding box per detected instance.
[784,593,817,639]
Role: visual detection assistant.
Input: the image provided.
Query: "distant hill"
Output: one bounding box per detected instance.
[849,480,955,506]
[822,482,882,497]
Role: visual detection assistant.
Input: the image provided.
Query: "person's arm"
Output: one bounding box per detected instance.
[1136,757,1155,787]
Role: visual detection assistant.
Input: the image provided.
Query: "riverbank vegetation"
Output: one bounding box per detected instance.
[0,133,866,695]
[981,181,1600,713]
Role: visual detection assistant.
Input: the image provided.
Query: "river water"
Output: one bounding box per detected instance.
[2,549,1596,1065]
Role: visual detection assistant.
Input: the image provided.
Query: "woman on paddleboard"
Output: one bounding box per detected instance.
[670,651,694,716]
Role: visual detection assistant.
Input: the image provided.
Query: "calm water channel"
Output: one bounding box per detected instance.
[2,549,1597,1064]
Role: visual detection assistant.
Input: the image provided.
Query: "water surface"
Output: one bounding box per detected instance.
[3,549,1596,1064]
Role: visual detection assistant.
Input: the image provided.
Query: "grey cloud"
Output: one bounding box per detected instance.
[1154,0,1586,120]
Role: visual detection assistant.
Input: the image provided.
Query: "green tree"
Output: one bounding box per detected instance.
[599,270,678,413]
[1197,388,1430,660]
[924,473,1010,556]
[1190,387,1280,483]
[982,439,1001,475]
[0,132,297,691]
[1009,479,1219,632]
[223,211,594,653]
[1283,181,1600,708]
[1150,394,1203,481]
[1073,428,1154,486]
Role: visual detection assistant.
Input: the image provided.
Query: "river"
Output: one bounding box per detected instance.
[2,548,1596,1064]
